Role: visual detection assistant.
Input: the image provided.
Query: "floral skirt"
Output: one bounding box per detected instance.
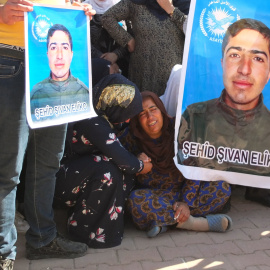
[127,180,231,231]
[55,154,135,248]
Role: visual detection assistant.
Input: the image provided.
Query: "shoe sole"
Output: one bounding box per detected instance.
[26,249,87,260]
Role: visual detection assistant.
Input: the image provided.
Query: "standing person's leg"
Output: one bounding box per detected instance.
[24,124,67,248]
[24,124,88,260]
[0,53,29,267]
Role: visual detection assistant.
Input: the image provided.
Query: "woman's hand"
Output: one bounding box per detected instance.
[72,1,96,20]
[137,160,153,175]
[137,153,152,174]
[127,38,135,53]
[156,0,174,15]
[173,201,190,223]
[136,152,152,174]
[137,152,151,163]
[109,63,121,74]
[0,0,33,25]
[101,52,118,64]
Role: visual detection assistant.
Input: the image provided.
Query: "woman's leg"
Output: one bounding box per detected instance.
[55,155,135,248]
[176,180,232,232]
[181,180,231,216]
[127,189,179,231]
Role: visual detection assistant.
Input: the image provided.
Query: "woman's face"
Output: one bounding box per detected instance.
[138,97,163,139]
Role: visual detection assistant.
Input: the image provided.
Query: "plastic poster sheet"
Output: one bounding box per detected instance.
[25,4,96,128]
[174,0,270,188]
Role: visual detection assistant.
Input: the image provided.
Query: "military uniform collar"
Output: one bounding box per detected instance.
[218,89,263,126]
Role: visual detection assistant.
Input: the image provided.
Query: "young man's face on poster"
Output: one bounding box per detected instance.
[47,30,73,81]
[221,29,270,110]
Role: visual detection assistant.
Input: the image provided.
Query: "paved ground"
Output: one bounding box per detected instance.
[14,185,270,270]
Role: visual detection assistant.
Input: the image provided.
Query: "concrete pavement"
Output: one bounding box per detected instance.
[14,185,270,270]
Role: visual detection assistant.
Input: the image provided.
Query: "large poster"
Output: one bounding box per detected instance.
[175,0,270,188]
[25,4,96,128]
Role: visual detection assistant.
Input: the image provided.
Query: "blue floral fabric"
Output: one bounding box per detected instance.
[119,127,231,231]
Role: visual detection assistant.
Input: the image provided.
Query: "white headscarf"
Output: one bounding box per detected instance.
[159,64,182,117]
[83,0,120,14]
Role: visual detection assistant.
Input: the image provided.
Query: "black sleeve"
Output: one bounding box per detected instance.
[72,116,143,174]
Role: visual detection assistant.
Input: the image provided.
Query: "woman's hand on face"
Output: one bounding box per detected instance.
[101,52,118,64]
[127,38,135,53]
[156,0,174,14]
[137,152,151,163]
[173,201,190,223]
[0,0,33,25]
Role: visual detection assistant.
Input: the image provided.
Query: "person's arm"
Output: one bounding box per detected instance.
[101,52,118,64]
[101,0,134,49]
[112,46,129,61]
[0,0,95,25]
[0,0,33,25]
[136,152,152,175]
[72,1,96,19]
[91,44,103,58]
[101,46,129,64]
[156,0,187,32]
[118,127,153,174]
[73,117,144,174]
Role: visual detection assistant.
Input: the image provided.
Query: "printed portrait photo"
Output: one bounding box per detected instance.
[25,5,96,128]
[175,0,270,188]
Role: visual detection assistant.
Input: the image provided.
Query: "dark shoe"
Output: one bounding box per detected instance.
[219,197,231,214]
[26,233,87,260]
[245,187,270,207]
[147,226,167,238]
[0,259,14,270]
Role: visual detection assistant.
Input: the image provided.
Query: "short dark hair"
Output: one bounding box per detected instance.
[222,18,270,58]
[47,24,73,51]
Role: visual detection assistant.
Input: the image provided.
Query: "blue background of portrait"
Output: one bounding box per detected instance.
[182,0,270,112]
[27,5,90,91]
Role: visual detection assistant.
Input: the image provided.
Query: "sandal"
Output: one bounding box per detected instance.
[206,214,232,232]
[147,226,167,238]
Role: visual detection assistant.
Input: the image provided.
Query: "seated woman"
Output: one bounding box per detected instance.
[119,91,232,237]
[54,74,151,248]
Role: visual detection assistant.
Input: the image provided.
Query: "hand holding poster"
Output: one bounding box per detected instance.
[25,4,97,128]
[175,0,270,188]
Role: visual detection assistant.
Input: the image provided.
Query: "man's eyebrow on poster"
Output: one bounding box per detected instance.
[225,46,268,59]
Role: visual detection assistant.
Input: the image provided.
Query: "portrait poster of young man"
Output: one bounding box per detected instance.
[175,0,270,189]
[25,4,96,128]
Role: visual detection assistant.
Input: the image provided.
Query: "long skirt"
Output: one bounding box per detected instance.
[127,179,231,231]
[55,154,135,248]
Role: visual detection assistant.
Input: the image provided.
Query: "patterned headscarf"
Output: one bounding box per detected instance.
[93,74,143,124]
[130,91,180,176]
